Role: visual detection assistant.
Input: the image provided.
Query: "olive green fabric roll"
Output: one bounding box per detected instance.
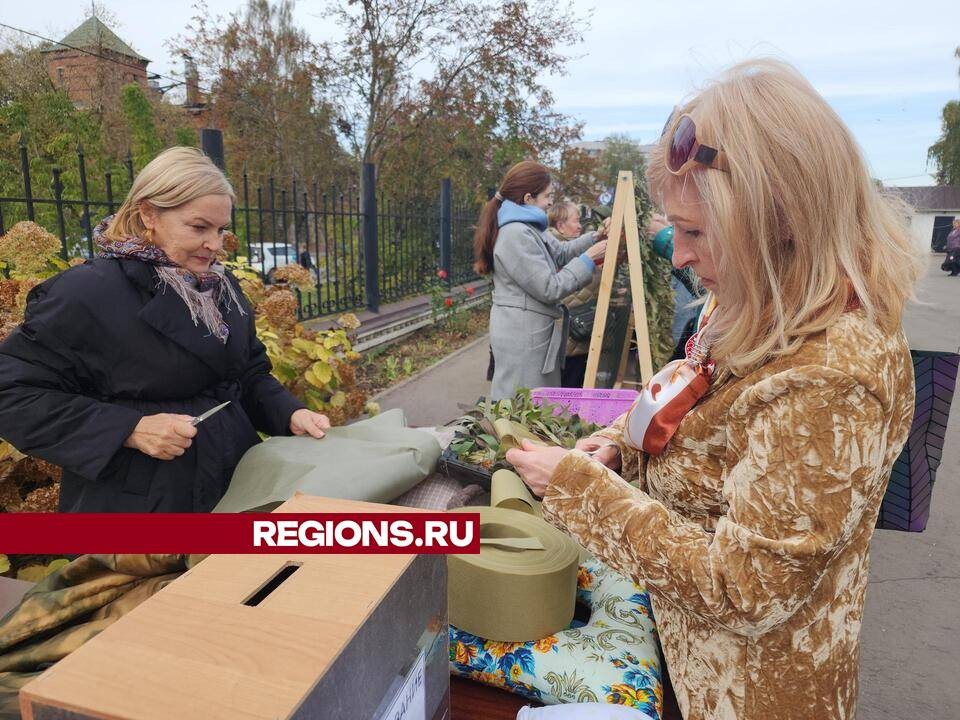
[214,409,441,512]
[448,470,580,642]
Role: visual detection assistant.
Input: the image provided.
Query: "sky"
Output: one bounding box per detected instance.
[2,0,958,186]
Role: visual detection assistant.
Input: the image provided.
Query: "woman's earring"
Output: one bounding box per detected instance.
[143,227,154,244]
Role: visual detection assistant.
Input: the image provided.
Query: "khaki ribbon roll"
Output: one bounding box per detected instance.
[493,419,545,453]
[489,468,543,518]
[448,470,580,642]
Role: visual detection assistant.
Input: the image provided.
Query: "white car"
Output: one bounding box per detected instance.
[249,244,314,281]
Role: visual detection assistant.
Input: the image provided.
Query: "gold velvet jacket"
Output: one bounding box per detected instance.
[542,310,915,720]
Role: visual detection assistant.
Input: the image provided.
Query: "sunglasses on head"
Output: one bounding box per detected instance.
[660,109,730,176]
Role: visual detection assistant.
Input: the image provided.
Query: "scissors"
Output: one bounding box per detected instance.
[191,401,231,426]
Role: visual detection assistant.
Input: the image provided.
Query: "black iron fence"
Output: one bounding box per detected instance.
[0,143,481,320]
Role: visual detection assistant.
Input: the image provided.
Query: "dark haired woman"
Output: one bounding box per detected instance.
[474,161,608,400]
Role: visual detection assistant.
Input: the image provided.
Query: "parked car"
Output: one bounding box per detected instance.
[249,244,314,282]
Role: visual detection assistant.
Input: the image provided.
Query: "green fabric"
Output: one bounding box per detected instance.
[0,555,198,720]
[214,409,442,513]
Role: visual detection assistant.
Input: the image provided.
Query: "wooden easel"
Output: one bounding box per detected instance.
[583,171,653,388]
[614,314,639,389]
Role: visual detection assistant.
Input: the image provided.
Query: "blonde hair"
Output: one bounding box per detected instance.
[647,59,923,375]
[547,201,579,229]
[105,147,235,241]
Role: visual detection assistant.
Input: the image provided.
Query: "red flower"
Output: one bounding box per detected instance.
[437,269,448,280]
[466,286,475,296]
[444,297,454,307]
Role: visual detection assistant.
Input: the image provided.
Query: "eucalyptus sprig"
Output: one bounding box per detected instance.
[447,389,601,471]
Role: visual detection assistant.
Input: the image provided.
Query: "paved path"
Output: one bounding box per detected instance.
[859,257,959,720]
[373,334,492,427]
[377,256,960,718]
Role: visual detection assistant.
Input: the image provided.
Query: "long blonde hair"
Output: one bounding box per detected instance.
[105,147,235,241]
[647,59,923,375]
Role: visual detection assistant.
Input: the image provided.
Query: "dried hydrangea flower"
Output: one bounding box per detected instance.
[272,263,313,290]
[0,280,19,310]
[222,231,240,254]
[19,484,60,513]
[238,276,266,308]
[14,279,40,312]
[260,288,298,329]
[0,471,22,512]
[0,221,60,276]
[336,312,361,330]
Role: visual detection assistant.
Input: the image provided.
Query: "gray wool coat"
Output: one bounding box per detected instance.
[489,222,598,400]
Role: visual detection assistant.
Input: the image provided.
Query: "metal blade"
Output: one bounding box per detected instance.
[191,400,231,426]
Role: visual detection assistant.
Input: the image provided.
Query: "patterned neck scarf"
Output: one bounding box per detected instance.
[623,295,718,455]
[622,288,860,456]
[93,216,245,343]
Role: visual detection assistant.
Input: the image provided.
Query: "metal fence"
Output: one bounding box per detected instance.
[0,143,481,320]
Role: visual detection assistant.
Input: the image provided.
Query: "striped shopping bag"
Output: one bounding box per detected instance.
[878,350,958,532]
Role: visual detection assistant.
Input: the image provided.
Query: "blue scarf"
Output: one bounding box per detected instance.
[497,199,548,231]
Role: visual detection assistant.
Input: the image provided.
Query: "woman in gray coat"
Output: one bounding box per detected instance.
[474,161,607,400]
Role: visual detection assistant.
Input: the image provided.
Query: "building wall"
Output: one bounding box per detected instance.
[907,210,959,253]
[44,49,147,108]
[908,212,936,254]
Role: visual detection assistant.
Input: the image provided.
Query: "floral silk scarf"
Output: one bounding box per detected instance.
[93,216,244,343]
[623,295,718,455]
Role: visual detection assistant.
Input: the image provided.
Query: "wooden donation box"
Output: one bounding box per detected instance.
[20,495,449,720]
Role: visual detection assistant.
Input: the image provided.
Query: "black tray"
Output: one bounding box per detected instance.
[437,444,494,489]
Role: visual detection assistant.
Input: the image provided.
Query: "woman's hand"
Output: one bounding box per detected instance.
[585,239,608,265]
[646,212,670,240]
[505,439,571,498]
[290,408,331,438]
[124,414,197,461]
[575,436,622,470]
[595,217,612,240]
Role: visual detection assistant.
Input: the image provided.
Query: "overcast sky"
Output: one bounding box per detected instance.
[3,0,958,186]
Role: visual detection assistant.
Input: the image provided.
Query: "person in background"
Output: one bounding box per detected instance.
[548,201,602,388]
[943,218,960,276]
[474,161,608,400]
[648,213,706,358]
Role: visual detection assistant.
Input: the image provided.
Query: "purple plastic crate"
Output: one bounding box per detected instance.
[531,387,639,426]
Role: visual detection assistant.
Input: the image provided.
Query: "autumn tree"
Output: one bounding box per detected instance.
[0,32,198,254]
[598,133,646,191]
[377,75,582,201]
[176,0,350,189]
[928,47,960,186]
[555,147,600,203]
[325,0,587,182]
[0,41,110,243]
[121,83,164,169]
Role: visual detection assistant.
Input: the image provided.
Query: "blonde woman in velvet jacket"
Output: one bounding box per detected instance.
[507,60,923,720]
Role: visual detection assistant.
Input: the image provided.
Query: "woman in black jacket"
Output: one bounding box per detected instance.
[0,147,330,512]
